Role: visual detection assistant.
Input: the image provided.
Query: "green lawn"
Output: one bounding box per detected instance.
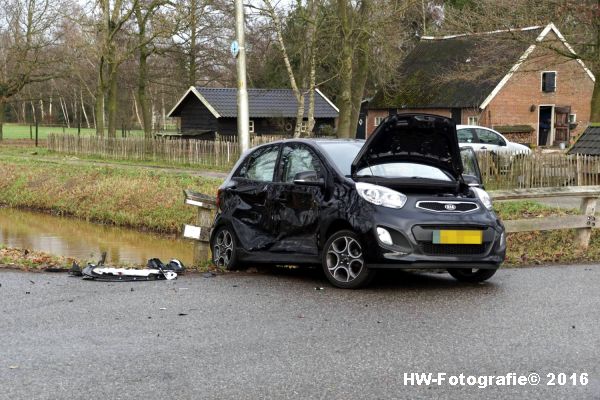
[1,123,145,139]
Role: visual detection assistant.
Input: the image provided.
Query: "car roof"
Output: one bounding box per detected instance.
[280,138,364,144]
[457,125,495,131]
[247,137,364,149]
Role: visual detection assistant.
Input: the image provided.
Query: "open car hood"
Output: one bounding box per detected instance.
[351,113,463,179]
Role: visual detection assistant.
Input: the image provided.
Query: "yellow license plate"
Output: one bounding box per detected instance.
[433,230,483,245]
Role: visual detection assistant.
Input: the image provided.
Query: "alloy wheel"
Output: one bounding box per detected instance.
[326,235,364,283]
[213,229,234,268]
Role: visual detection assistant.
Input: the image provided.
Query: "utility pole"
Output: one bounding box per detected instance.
[235,0,250,153]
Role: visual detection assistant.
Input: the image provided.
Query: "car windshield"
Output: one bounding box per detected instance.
[356,163,452,181]
[316,141,363,175]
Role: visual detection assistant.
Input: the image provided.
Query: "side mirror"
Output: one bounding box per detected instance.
[463,174,482,188]
[293,171,324,186]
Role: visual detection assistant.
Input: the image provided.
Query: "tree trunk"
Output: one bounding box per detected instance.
[95,66,105,135]
[161,94,166,131]
[138,48,152,138]
[133,90,143,129]
[305,52,316,136]
[188,0,198,87]
[39,99,45,122]
[336,0,353,138]
[81,91,90,128]
[60,97,70,128]
[0,98,5,141]
[337,43,354,138]
[305,0,318,137]
[294,93,305,138]
[30,101,37,124]
[349,16,370,138]
[106,61,118,137]
[591,1,600,122]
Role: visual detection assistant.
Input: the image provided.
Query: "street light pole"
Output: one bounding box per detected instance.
[235,0,250,154]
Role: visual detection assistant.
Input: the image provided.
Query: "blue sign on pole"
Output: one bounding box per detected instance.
[230,40,239,58]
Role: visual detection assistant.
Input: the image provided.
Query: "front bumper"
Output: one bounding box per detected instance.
[353,198,506,270]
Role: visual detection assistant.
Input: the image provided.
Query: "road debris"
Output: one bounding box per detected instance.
[74,253,185,282]
[69,262,83,277]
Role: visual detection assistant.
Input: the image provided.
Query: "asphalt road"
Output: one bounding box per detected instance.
[1,265,599,400]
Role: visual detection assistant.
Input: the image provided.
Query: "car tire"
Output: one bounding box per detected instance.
[211,226,241,270]
[447,268,497,283]
[322,230,374,289]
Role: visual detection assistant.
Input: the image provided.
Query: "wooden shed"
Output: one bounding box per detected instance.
[168,87,339,139]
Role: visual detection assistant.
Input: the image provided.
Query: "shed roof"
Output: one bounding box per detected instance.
[567,126,600,155]
[168,87,339,119]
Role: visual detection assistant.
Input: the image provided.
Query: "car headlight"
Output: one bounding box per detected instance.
[355,182,407,209]
[472,187,493,210]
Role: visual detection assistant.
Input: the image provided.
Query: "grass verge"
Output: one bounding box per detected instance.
[0,155,222,233]
[494,201,600,266]
[0,245,78,271]
[0,143,231,173]
[0,245,220,272]
[1,123,145,139]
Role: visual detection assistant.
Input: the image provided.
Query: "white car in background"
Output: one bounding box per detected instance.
[457,125,532,155]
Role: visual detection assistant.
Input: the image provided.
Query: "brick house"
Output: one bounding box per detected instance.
[366,23,595,146]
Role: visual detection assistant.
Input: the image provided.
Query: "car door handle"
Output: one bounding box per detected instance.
[481,146,487,150]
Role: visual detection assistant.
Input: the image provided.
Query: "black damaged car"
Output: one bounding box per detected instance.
[210,113,506,288]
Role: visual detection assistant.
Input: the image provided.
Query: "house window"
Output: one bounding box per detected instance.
[467,116,479,126]
[569,114,577,124]
[541,71,556,93]
[374,116,385,126]
[249,120,255,133]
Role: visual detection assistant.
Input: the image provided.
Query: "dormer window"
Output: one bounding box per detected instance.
[542,71,556,93]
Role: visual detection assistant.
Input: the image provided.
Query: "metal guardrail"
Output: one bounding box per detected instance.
[490,186,599,248]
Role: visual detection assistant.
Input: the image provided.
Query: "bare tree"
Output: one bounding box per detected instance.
[92,0,139,137]
[324,0,413,138]
[172,0,233,88]
[0,0,64,140]
[133,0,172,138]
[258,0,321,137]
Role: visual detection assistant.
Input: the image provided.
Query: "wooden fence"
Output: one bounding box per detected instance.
[47,133,600,190]
[47,133,283,168]
[477,151,600,190]
[490,186,599,249]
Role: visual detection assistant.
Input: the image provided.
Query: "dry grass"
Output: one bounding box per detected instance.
[0,246,77,271]
[0,158,222,233]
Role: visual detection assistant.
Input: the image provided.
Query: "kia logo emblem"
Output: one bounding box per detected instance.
[445,204,457,211]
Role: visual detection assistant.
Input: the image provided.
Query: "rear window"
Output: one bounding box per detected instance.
[317,142,363,175]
